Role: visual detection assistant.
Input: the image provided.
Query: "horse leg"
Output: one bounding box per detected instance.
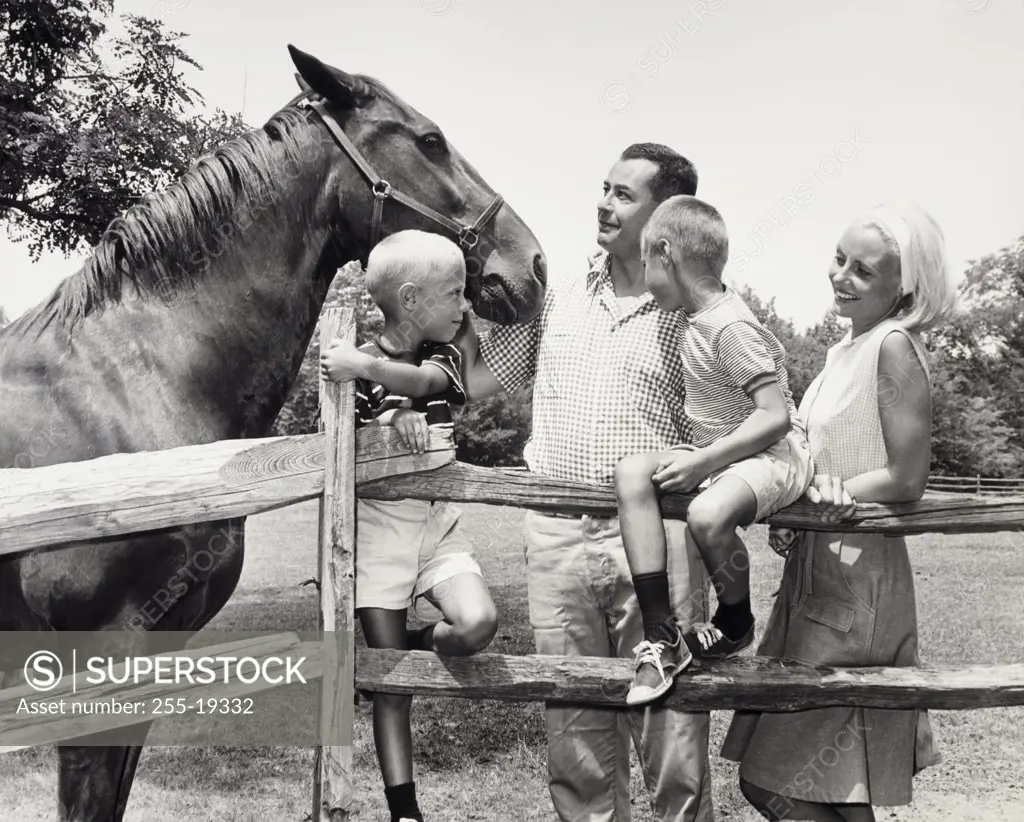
[52,518,246,822]
[57,742,147,822]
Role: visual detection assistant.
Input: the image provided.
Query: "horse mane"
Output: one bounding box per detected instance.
[46,106,323,329]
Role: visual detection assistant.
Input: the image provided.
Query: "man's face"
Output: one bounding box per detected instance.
[596,158,660,259]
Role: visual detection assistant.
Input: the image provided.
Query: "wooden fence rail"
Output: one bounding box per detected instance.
[5,439,1024,556]
[4,635,1022,756]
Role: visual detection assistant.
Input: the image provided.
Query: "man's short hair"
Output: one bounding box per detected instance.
[642,195,729,279]
[620,143,698,201]
[364,230,465,313]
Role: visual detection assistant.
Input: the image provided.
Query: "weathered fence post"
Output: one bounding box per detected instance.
[313,306,357,821]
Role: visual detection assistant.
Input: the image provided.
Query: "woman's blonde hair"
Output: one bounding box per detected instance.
[861,200,960,333]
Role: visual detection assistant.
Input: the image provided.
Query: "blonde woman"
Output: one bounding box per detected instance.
[722,201,958,822]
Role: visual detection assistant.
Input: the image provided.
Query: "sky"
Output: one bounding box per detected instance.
[2,0,1023,329]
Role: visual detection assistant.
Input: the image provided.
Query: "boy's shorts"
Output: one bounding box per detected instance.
[355,497,482,622]
[702,429,813,523]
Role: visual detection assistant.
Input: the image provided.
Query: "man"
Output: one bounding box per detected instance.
[459,143,714,821]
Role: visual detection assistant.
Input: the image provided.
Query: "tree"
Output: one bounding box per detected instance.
[927,350,1022,477]
[954,237,1024,461]
[1,0,248,257]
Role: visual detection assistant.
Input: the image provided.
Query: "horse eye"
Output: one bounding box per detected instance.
[418,133,447,155]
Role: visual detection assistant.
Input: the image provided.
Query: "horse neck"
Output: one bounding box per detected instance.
[145,155,359,439]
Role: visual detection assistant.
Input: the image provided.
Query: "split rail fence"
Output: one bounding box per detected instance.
[2,306,1024,821]
[926,475,1024,496]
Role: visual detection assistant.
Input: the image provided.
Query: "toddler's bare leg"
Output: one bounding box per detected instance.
[357,608,415,786]
[420,572,497,656]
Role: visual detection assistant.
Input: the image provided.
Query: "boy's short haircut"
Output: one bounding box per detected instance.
[364,230,466,314]
[642,195,729,280]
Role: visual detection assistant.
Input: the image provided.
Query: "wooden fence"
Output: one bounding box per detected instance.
[927,475,1024,496]
[3,306,1024,820]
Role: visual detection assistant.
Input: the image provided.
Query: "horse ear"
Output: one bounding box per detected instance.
[288,45,364,109]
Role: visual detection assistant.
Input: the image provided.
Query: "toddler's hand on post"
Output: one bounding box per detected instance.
[392,409,428,454]
[319,340,365,383]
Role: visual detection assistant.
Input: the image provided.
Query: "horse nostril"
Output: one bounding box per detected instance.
[533,253,548,285]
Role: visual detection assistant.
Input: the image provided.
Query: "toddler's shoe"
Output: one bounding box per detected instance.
[625,622,693,706]
[682,621,754,661]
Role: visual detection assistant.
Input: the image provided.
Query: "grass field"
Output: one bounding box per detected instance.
[2,500,1023,821]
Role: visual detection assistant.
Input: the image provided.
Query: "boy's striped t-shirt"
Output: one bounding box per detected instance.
[679,288,802,448]
[354,340,466,427]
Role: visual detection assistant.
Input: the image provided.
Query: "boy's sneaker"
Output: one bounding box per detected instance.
[625,623,693,706]
[682,621,755,661]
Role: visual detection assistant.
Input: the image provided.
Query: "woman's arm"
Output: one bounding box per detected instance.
[808,330,931,520]
[843,330,931,503]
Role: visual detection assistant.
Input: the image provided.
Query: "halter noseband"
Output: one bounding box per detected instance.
[287,89,504,253]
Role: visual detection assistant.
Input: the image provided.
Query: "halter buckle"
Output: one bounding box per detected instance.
[372,180,393,200]
[458,227,480,250]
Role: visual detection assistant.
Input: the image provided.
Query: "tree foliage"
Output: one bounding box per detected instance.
[923,236,1024,476]
[0,0,248,257]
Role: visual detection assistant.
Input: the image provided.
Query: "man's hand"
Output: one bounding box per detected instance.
[391,408,429,454]
[652,445,710,493]
[805,474,858,523]
[768,526,799,558]
[319,339,367,383]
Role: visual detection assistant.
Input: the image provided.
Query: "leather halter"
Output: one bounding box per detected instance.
[287,89,504,252]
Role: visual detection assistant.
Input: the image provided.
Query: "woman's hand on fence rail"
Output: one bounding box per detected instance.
[805,474,858,524]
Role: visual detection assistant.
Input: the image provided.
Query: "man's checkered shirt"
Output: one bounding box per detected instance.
[479,252,694,485]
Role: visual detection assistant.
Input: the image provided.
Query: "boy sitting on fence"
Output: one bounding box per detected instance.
[614,195,813,706]
[320,229,498,822]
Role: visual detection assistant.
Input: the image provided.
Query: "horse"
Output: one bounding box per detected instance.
[0,44,547,821]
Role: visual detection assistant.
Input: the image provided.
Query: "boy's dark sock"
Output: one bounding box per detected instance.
[633,572,677,643]
[385,781,422,821]
[712,594,753,642]
[406,624,435,652]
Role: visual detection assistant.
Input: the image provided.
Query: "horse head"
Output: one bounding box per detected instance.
[288,45,546,325]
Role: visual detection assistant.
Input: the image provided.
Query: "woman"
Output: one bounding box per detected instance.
[722,200,959,821]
